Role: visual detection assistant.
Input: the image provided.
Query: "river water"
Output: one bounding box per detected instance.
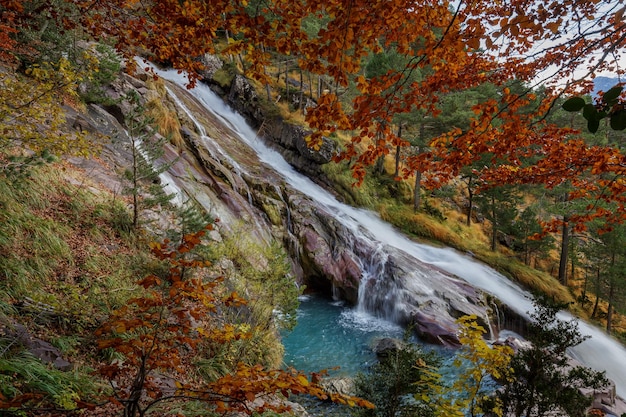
[149,62,626,399]
[281,295,461,381]
[281,295,405,375]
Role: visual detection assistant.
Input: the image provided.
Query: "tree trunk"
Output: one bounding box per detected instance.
[591,267,601,319]
[523,247,528,265]
[414,169,421,212]
[375,155,385,175]
[607,298,613,334]
[299,68,304,113]
[394,124,403,178]
[466,178,474,227]
[238,54,248,73]
[125,355,148,417]
[131,137,139,229]
[570,244,576,283]
[580,268,589,309]
[317,76,321,99]
[607,254,615,334]
[374,130,386,175]
[490,195,496,251]
[558,216,570,286]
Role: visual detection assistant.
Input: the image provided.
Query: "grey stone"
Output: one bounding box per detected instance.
[199,54,224,80]
[4,323,72,371]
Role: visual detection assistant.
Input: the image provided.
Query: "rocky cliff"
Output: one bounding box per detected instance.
[66,61,493,347]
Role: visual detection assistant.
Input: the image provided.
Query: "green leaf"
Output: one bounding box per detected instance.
[588,118,600,133]
[602,86,623,104]
[583,103,598,121]
[562,97,586,112]
[609,110,626,131]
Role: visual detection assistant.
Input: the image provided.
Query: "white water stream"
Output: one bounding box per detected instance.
[148,62,626,399]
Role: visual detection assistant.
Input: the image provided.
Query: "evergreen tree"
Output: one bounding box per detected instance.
[511,206,555,267]
[120,90,175,229]
[353,339,441,417]
[495,299,608,417]
[582,222,626,333]
[475,184,521,251]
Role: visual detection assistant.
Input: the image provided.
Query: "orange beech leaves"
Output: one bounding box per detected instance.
[3,0,626,225]
[95,224,373,416]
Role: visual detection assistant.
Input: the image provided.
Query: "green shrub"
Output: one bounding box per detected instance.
[353,340,441,417]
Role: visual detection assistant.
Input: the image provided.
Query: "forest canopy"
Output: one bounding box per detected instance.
[1,0,625,230]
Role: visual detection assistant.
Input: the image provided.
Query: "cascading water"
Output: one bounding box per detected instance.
[165,86,252,201]
[149,62,626,399]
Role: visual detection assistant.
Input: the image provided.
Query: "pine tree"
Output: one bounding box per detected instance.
[120,90,175,229]
[352,338,441,417]
[475,185,521,251]
[511,206,555,267]
[496,299,608,417]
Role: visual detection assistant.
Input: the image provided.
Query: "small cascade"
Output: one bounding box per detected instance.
[164,84,256,206]
[331,283,341,301]
[489,302,502,340]
[355,243,397,320]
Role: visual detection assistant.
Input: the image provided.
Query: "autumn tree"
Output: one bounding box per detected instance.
[450,316,513,417]
[96,225,373,417]
[0,2,104,173]
[0,56,94,162]
[3,0,624,229]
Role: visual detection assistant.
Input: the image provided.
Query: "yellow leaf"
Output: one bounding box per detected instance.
[297,375,309,387]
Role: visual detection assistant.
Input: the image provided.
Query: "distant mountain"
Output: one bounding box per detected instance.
[592,76,620,97]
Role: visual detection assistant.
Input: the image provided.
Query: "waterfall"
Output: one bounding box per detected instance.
[148,61,626,399]
[164,86,251,199]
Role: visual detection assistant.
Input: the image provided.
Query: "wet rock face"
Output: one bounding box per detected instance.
[79,69,491,347]
[225,74,336,176]
[289,204,362,303]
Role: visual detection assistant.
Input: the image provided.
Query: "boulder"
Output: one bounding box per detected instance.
[281,123,334,165]
[411,310,461,347]
[228,74,264,123]
[3,323,72,371]
[319,377,355,397]
[198,53,223,81]
[372,337,407,358]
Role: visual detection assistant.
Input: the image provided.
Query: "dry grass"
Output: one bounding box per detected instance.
[144,77,184,148]
[146,98,183,148]
[0,162,150,323]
